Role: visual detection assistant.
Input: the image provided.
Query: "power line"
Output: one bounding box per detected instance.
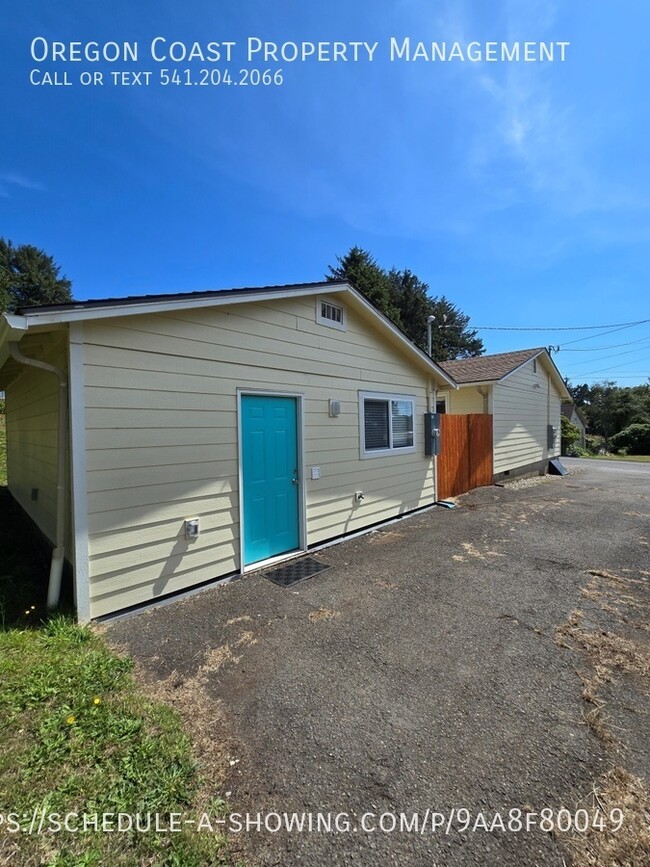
[560,334,650,351]
[466,318,650,332]
[558,323,646,347]
[574,357,650,376]
[561,344,650,368]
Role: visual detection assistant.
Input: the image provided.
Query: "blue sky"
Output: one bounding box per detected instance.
[2,0,649,385]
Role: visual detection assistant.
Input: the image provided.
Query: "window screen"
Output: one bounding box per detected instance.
[364,399,390,450]
[391,400,414,448]
[360,394,415,455]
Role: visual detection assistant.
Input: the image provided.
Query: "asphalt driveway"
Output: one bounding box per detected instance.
[106,460,650,866]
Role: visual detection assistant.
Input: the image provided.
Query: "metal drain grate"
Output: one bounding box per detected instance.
[264,556,331,588]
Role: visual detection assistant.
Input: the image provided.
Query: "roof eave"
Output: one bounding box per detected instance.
[16,282,350,325]
[9,281,458,389]
[447,379,498,388]
[342,289,458,388]
[0,314,30,370]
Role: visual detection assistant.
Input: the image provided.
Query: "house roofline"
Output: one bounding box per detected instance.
[0,314,29,370]
[498,348,547,383]
[499,348,570,399]
[440,347,570,398]
[437,379,498,388]
[2,281,458,389]
[14,281,344,322]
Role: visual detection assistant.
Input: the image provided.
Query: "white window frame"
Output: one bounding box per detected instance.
[316,296,347,331]
[359,391,417,459]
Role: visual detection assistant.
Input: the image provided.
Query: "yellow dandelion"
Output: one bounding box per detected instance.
[66,715,76,725]
[92,697,101,706]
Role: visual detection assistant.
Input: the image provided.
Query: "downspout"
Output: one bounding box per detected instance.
[8,341,68,609]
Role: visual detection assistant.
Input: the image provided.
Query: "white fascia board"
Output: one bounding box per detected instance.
[18,280,458,389]
[18,283,349,326]
[498,349,570,399]
[454,379,498,388]
[343,288,458,388]
[498,350,546,383]
[542,352,572,400]
[0,314,30,368]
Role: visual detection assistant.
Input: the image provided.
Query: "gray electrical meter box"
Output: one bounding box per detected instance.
[424,412,441,456]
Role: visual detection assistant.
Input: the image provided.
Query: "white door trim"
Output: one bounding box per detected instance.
[236,389,307,573]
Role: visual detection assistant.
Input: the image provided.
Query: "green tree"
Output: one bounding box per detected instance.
[327,247,483,359]
[560,414,581,454]
[327,247,399,324]
[609,423,650,455]
[0,238,73,313]
[565,380,591,408]
[424,295,483,361]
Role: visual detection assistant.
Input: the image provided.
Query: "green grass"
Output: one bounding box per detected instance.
[0,617,232,865]
[580,453,650,463]
[0,419,235,866]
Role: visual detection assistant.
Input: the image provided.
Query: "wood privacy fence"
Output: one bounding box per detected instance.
[437,413,493,500]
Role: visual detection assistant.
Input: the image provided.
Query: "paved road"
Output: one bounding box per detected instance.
[562,456,650,477]
[107,465,649,867]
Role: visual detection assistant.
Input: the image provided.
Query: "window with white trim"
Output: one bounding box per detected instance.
[359,392,416,457]
[316,297,346,331]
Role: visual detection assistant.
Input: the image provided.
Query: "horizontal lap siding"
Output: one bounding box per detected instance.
[447,386,485,414]
[5,335,69,545]
[492,361,560,474]
[83,299,434,616]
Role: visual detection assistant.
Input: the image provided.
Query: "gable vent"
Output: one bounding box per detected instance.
[321,301,342,323]
[316,297,346,330]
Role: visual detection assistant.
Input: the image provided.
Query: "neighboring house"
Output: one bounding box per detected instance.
[561,403,587,449]
[437,348,570,482]
[0,281,456,621]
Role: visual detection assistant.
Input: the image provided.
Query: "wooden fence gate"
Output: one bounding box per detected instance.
[437,413,493,500]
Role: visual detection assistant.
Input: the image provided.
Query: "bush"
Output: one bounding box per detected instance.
[561,414,582,455]
[585,434,603,455]
[609,423,650,456]
[566,445,589,458]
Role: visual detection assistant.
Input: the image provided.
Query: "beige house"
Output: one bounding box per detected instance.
[437,348,570,481]
[0,281,456,620]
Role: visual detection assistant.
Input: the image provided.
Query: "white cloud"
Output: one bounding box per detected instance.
[0,173,45,196]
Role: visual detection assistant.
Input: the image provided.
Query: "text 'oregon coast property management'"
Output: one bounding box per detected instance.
[28,36,570,88]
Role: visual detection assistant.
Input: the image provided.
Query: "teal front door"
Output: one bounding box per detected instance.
[241,395,300,566]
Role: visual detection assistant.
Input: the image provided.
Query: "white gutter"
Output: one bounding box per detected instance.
[0,315,29,369]
[15,284,459,389]
[8,341,68,609]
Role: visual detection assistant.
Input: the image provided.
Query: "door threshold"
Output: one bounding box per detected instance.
[243,548,306,574]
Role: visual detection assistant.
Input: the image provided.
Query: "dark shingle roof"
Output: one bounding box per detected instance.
[439,348,545,383]
[15,281,337,315]
[562,403,588,426]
